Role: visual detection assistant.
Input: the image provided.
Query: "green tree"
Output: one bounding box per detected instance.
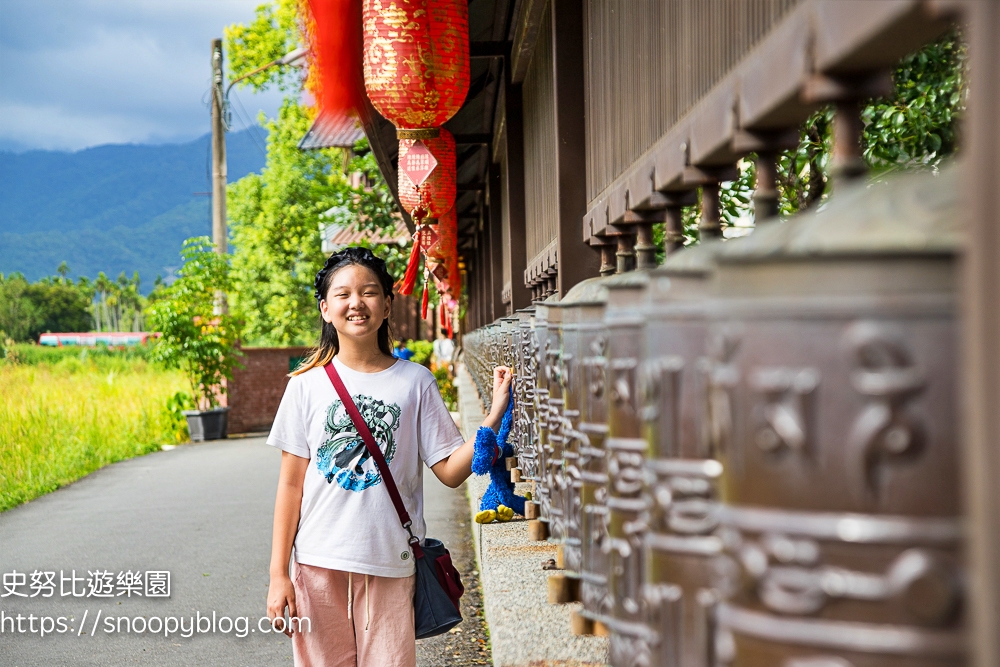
[90,271,145,333]
[146,238,241,409]
[227,100,342,345]
[24,281,92,337]
[862,31,965,170]
[0,274,39,342]
[0,269,93,342]
[225,0,405,346]
[224,0,303,93]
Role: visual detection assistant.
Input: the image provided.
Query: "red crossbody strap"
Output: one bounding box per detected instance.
[324,362,413,532]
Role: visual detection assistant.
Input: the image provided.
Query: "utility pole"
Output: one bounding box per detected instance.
[211,38,227,255]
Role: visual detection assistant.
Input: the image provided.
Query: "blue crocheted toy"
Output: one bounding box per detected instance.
[472,387,526,522]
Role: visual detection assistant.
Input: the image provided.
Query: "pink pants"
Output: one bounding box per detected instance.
[291,561,416,667]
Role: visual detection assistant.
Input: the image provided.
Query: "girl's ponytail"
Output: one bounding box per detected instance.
[291,247,396,376]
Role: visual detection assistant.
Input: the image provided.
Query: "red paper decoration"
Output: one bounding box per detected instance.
[362,0,469,131]
[398,130,456,220]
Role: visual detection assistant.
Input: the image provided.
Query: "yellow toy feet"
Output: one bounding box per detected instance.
[496,505,514,522]
[475,509,497,524]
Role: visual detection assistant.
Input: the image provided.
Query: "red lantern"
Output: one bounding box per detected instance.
[362,0,469,132]
[305,0,366,118]
[398,129,456,220]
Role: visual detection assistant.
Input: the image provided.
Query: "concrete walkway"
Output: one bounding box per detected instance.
[0,436,485,666]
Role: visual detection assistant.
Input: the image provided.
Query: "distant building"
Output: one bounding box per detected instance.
[38,332,157,347]
[320,215,409,254]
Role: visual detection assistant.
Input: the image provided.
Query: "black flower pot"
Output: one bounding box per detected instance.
[182,407,229,442]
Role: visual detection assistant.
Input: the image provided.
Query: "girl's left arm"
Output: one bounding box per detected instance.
[431,366,511,488]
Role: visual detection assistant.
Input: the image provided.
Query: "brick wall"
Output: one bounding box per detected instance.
[228,347,312,434]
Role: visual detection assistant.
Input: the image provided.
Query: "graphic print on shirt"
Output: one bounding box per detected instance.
[316,395,402,492]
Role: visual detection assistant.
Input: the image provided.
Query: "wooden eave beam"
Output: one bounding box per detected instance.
[509,0,549,83]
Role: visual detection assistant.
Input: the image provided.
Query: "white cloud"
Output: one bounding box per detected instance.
[0,0,292,151]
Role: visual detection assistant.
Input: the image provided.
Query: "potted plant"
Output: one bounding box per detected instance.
[146,237,241,441]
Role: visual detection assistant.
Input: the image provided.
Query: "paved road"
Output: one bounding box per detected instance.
[0,436,482,666]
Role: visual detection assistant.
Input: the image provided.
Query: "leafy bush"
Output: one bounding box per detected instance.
[164,391,193,442]
[433,364,458,412]
[406,340,434,367]
[146,237,241,409]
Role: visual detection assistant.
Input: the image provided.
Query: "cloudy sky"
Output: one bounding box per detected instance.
[0,0,288,152]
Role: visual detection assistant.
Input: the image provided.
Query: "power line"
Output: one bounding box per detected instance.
[229,89,269,160]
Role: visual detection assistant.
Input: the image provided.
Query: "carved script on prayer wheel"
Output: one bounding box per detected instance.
[556,278,611,580]
[532,303,553,528]
[515,309,538,481]
[545,304,567,544]
[579,293,613,623]
[710,167,966,667]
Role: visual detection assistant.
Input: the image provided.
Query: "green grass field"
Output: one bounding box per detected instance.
[0,346,188,511]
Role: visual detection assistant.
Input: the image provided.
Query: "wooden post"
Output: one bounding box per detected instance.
[501,82,533,312]
[489,168,505,321]
[633,219,657,270]
[552,0,600,295]
[660,191,697,255]
[962,3,1000,666]
[699,182,723,239]
[611,225,637,273]
[754,151,780,221]
[731,129,798,224]
[211,39,227,256]
[665,204,684,255]
[598,242,616,276]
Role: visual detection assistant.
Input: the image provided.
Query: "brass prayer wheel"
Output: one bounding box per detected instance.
[531,302,554,530]
[602,270,655,665]
[640,241,727,667]
[710,167,966,667]
[553,278,612,593]
[514,308,539,482]
[544,302,567,544]
[575,285,615,625]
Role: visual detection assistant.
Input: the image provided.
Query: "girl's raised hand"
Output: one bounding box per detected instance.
[489,366,513,419]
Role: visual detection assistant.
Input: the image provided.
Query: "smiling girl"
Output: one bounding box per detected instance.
[265,247,510,667]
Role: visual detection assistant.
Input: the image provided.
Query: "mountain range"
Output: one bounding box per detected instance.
[0,128,268,290]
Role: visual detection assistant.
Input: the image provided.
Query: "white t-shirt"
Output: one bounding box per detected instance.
[267,356,465,577]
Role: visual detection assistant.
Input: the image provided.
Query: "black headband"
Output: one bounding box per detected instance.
[314,247,393,309]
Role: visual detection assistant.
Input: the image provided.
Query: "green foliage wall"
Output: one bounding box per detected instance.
[654,30,966,248]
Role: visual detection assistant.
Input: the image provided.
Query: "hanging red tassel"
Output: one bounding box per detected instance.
[398,236,422,296]
[421,278,430,319]
[439,300,446,329]
[445,305,453,338]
